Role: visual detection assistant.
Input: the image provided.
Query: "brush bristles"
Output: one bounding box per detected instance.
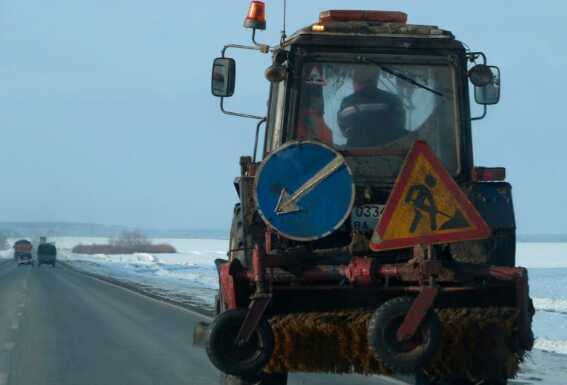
[265,308,525,382]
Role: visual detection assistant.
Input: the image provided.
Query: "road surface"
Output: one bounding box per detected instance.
[0,260,406,385]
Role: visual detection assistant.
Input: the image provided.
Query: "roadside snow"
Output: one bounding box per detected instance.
[57,237,227,307]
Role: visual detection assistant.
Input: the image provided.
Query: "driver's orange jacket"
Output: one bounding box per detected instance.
[296,108,333,145]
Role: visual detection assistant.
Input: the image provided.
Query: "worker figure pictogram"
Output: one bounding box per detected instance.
[405,174,439,233]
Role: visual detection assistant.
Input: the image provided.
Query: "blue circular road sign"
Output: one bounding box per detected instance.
[255,141,354,241]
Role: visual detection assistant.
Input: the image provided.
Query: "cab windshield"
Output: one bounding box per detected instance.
[294,59,460,179]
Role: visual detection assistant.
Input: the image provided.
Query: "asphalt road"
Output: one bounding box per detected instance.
[0,261,406,385]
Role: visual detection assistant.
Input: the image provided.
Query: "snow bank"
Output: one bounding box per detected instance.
[533,298,567,315]
[59,237,227,307]
[534,338,567,355]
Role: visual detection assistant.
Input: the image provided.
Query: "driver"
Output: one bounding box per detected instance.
[338,66,406,147]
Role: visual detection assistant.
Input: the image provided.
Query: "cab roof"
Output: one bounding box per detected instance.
[282,10,455,49]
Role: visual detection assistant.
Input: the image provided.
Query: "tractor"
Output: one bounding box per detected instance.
[202,3,534,385]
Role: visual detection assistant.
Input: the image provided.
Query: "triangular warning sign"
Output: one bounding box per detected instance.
[306,65,326,85]
[370,141,490,252]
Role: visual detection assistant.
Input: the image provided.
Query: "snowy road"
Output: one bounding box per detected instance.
[0,261,403,385]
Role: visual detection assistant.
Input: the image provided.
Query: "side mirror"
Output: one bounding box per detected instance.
[468,65,493,87]
[211,58,236,97]
[473,66,501,105]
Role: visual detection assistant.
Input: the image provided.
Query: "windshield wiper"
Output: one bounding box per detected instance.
[360,57,445,97]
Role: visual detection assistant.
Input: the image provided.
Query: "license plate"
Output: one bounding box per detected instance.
[351,204,385,233]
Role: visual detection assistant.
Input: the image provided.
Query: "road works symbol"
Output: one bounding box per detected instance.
[370,141,490,252]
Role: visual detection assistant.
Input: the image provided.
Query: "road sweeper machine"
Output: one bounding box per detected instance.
[201,3,534,385]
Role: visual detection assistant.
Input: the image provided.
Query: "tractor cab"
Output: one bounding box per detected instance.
[266,11,500,182]
[212,6,507,261]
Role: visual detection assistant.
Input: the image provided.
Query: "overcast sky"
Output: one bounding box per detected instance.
[0,1,564,234]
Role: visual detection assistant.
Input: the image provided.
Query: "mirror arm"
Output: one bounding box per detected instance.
[251,29,270,53]
[217,35,270,122]
[220,97,265,121]
[471,104,487,121]
[253,118,267,162]
[466,51,487,65]
[222,43,266,58]
[218,39,269,121]
[220,31,271,58]
[468,52,489,121]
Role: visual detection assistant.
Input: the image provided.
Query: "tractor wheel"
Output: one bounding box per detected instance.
[368,297,441,373]
[229,204,253,268]
[207,308,274,376]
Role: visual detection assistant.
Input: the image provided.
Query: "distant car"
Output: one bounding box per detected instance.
[14,240,34,266]
[37,243,57,267]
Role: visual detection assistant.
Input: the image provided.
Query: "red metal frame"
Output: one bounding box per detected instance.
[370,141,491,251]
[219,263,238,309]
[397,287,439,341]
[217,240,533,351]
[341,257,374,285]
[236,296,271,345]
[235,244,273,344]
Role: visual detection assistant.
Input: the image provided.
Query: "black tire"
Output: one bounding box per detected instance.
[229,204,252,268]
[368,297,441,373]
[207,308,274,376]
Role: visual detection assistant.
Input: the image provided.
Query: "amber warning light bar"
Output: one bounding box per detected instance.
[319,10,408,24]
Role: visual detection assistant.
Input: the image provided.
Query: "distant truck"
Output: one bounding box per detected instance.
[14,240,33,266]
[37,243,57,267]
